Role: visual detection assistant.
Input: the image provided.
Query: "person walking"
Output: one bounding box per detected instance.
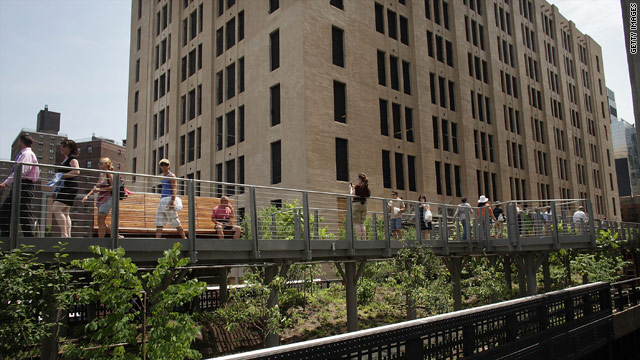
[350,173,371,240]
[0,135,39,237]
[155,159,186,239]
[388,191,405,240]
[51,140,80,237]
[417,194,432,240]
[453,197,472,240]
[493,202,505,238]
[211,196,242,240]
[572,205,588,235]
[476,195,496,244]
[82,158,118,238]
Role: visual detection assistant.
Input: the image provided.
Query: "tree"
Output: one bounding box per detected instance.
[0,245,71,359]
[64,243,206,360]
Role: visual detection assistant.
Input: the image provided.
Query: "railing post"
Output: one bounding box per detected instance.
[313,209,319,240]
[586,199,596,247]
[441,205,449,255]
[551,200,560,249]
[249,187,260,259]
[294,208,301,242]
[110,173,120,249]
[302,192,312,260]
[507,203,520,250]
[9,164,22,249]
[346,196,354,256]
[415,203,422,245]
[372,213,378,242]
[187,179,197,263]
[383,199,391,257]
[40,192,48,237]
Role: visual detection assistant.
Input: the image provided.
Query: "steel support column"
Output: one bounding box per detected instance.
[445,257,464,310]
[345,261,358,332]
[265,265,279,347]
[218,267,229,305]
[111,173,120,249]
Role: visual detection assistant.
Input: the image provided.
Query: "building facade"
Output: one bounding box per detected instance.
[611,118,640,196]
[127,0,620,219]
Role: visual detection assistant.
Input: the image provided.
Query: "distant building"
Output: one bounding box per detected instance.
[622,0,640,158]
[611,118,640,196]
[10,106,67,176]
[607,88,618,123]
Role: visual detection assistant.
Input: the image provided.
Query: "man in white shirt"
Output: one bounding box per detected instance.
[453,197,472,240]
[572,206,588,234]
[0,135,40,237]
[387,191,405,240]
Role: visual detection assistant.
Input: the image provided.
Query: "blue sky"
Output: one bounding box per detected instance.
[0,0,635,160]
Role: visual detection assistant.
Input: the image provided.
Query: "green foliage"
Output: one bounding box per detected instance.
[64,243,205,360]
[462,258,508,305]
[214,267,299,344]
[0,244,71,359]
[256,201,336,240]
[571,229,628,283]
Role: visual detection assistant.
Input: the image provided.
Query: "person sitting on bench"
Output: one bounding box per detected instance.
[211,196,242,240]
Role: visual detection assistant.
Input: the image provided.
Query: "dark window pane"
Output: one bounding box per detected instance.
[379,99,389,136]
[392,103,402,139]
[335,138,349,181]
[271,140,281,184]
[332,26,345,67]
[271,84,281,126]
[270,29,280,71]
[382,150,391,188]
[334,81,347,123]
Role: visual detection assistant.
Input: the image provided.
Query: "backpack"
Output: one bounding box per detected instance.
[497,213,505,222]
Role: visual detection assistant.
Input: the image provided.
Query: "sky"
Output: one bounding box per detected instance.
[0,0,636,160]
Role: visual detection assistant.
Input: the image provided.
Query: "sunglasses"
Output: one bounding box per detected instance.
[159,163,169,167]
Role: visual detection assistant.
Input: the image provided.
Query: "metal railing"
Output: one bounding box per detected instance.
[0,160,637,262]
[210,282,613,360]
[611,277,640,312]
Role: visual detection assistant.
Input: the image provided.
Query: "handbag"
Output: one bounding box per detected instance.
[424,209,433,222]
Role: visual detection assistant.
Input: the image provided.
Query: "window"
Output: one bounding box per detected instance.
[435,161,442,195]
[387,10,397,39]
[238,57,245,93]
[402,61,411,95]
[335,138,349,181]
[390,55,399,90]
[399,15,409,45]
[197,85,202,115]
[198,43,202,69]
[87,160,92,168]
[216,71,223,104]
[187,130,195,163]
[408,155,416,191]
[137,27,141,50]
[271,140,281,184]
[217,0,223,16]
[133,124,138,148]
[392,103,402,139]
[375,3,385,34]
[405,107,414,142]
[270,29,280,71]
[181,56,187,81]
[432,117,439,149]
[158,109,165,136]
[377,50,386,86]
[182,18,187,46]
[188,49,196,76]
[226,17,236,50]
[216,27,223,56]
[271,84,281,126]
[188,89,196,120]
[135,59,140,82]
[190,10,197,40]
[332,26,345,67]
[239,105,245,143]
[216,117,223,151]
[330,0,344,9]
[181,95,186,123]
[134,91,139,113]
[379,99,389,136]
[333,81,346,123]
[87,146,93,154]
[215,163,223,197]
[445,163,452,196]
[382,150,392,188]
[269,0,279,13]
[441,119,449,151]
[226,110,235,147]
[225,159,235,195]
[395,153,405,190]
[180,135,185,165]
[226,63,235,99]
[238,11,245,41]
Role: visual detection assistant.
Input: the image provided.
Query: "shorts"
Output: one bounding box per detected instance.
[421,221,433,230]
[155,197,182,228]
[390,218,402,231]
[352,202,368,225]
[97,197,112,215]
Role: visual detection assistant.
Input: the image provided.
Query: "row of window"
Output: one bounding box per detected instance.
[432,117,458,154]
[534,150,549,176]
[215,12,244,56]
[181,44,202,82]
[544,41,558,67]
[463,0,483,15]
[379,100,414,142]
[554,127,568,152]
[425,0,451,30]
[503,105,522,135]
[548,69,560,94]
[537,183,551,201]
[476,170,498,202]
[541,11,554,40]
[382,151,417,192]
[531,117,546,144]
[521,24,537,52]
[527,85,543,111]
[470,91,491,123]
[179,128,200,165]
[498,39,515,68]
[377,51,412,94]
[152,106,170,140]
[429,73,456,111]
[467,53,489,83]
[574,136,585,159]
[494,4,512,35]
[154,71,170,101]
[509,177,527,201]
[215,156,245,196]
[374,3,411,45]
[215,106,245,151]
[499,70,519,98]
[215,58,245,104]
[519,0,534,23]
[506,140,525,170]
[182,4,203,47]
[428,31,454,67]
[550,97,563,120]
[435,162,462,197]
[155,35,171,70]
[156,2,172,37]
[524,54,539,82]
[464,16,485,50]
[179,86,201,124]
[474,130,495,163]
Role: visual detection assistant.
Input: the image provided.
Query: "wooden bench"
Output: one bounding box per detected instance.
[93,193,241,238]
